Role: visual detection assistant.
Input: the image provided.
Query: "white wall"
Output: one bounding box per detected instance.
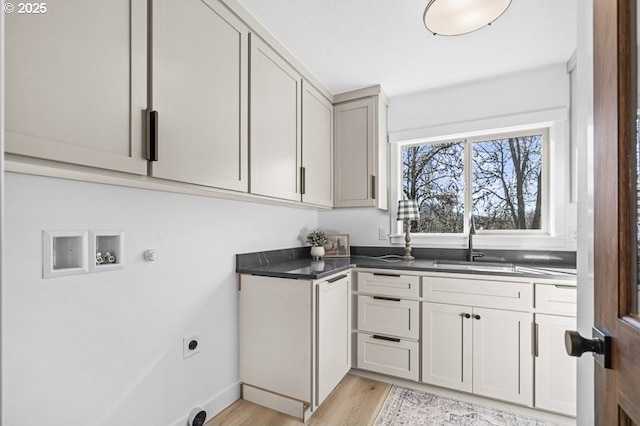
[320,63,576,251]
[2,172,317,426]
[388,63,570,142]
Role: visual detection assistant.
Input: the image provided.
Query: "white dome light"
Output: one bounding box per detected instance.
[424,0,512,36]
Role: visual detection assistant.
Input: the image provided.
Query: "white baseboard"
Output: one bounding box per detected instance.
[171,381,241,426]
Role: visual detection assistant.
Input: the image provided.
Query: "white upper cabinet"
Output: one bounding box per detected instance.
[249,35,302,202]
[333,86,388,209]
[150,0,249,192]
[5,0,334,207]
[301,81,333,207]
[5,0,148,174]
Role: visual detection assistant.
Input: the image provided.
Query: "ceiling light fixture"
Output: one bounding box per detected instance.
[423,0,511,36]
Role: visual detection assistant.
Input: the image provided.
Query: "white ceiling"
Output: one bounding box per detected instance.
[234,0,577,97]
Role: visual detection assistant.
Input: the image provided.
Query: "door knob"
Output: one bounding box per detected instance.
[565,330,603,356]
[564,328,612,369]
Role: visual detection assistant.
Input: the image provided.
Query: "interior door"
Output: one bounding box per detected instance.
[592,0,640,423]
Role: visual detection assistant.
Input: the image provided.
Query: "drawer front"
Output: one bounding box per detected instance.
[357,272,420,298]
[535,284,577,316]
[356,333,419,381]
[357,295,419,339]
[422,275,532,311]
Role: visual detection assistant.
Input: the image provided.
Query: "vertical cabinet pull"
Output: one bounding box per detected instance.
[147,110,158,162]
[371,175,376,199]
[300,167,306,195]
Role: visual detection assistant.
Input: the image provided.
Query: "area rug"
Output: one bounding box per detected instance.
[374,385,560,426]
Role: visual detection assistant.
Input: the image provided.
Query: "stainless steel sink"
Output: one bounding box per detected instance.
[432,260,516,272]
[431,260,576,276]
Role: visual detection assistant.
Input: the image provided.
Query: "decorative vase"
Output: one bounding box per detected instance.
[310,245,325,261]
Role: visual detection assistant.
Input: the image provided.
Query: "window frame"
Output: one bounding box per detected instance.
[396,127,550,237]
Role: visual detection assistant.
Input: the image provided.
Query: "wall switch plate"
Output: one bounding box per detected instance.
[183,334,201,359]
[378,227,388,240]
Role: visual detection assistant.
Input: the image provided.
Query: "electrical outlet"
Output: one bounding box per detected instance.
[379,227,388,240]
[183,334,201,359]
[568,228,577,243]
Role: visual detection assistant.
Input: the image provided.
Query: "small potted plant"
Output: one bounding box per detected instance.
[306,230,329,260]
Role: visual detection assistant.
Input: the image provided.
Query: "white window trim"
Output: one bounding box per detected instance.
[389,119,572,250]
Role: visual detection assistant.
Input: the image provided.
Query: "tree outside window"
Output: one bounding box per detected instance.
[401,130,545,234]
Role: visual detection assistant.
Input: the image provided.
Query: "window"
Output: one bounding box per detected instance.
[401,129,547,234]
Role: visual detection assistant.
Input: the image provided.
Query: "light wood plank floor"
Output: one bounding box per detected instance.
[205,374,392,426]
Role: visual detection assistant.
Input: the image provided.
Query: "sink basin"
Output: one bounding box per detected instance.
[431,260,574,276]
[432,260,517,272]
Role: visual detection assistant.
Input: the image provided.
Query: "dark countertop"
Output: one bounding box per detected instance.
[236,254,577,281]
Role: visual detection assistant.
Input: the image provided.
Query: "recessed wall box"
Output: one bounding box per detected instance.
[89,231,125,272]
[43,230,89,278]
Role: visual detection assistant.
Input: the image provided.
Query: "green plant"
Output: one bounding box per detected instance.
[306,230,329,247]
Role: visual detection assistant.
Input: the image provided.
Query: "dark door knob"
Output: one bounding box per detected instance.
[565,330,604,356]
[565,328,612,369]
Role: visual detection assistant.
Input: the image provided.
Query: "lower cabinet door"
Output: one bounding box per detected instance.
[357,333,419,381]
[421,302,472,392]
[472,307,533,405]
[535,314,577,416]
[316,276,351,406]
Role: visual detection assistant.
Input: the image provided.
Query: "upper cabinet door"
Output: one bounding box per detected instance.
[150,0,249,192]
[5,0,148,174]
[301,81,333,207]
[333,98,376,207]
[249,35,302,202]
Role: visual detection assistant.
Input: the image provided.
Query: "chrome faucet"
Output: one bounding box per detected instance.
[468,215,484,262]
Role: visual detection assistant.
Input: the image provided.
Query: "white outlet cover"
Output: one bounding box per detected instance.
[378,227,388,240]
[183,334,202,359]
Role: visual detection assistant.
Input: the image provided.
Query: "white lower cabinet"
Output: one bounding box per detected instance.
[534,282,577,416]
[534,314,577,416]
[421,302,472,392]
[353,272,577,415]
[239,273,351,420]
[356,333,419,381]
[354,271,420,381]
[317,277,352,404]
[421,302,533,405]
[472,307,533,404]
[357,295,419,339]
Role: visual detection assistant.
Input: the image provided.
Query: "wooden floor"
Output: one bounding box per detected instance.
[205,374,392,426]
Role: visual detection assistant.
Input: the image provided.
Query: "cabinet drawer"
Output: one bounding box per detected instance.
[357,272,419,298]
[535,283,577,316]
[356,333,419,381]
[422,276,532,311]
[357,295,419,339]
